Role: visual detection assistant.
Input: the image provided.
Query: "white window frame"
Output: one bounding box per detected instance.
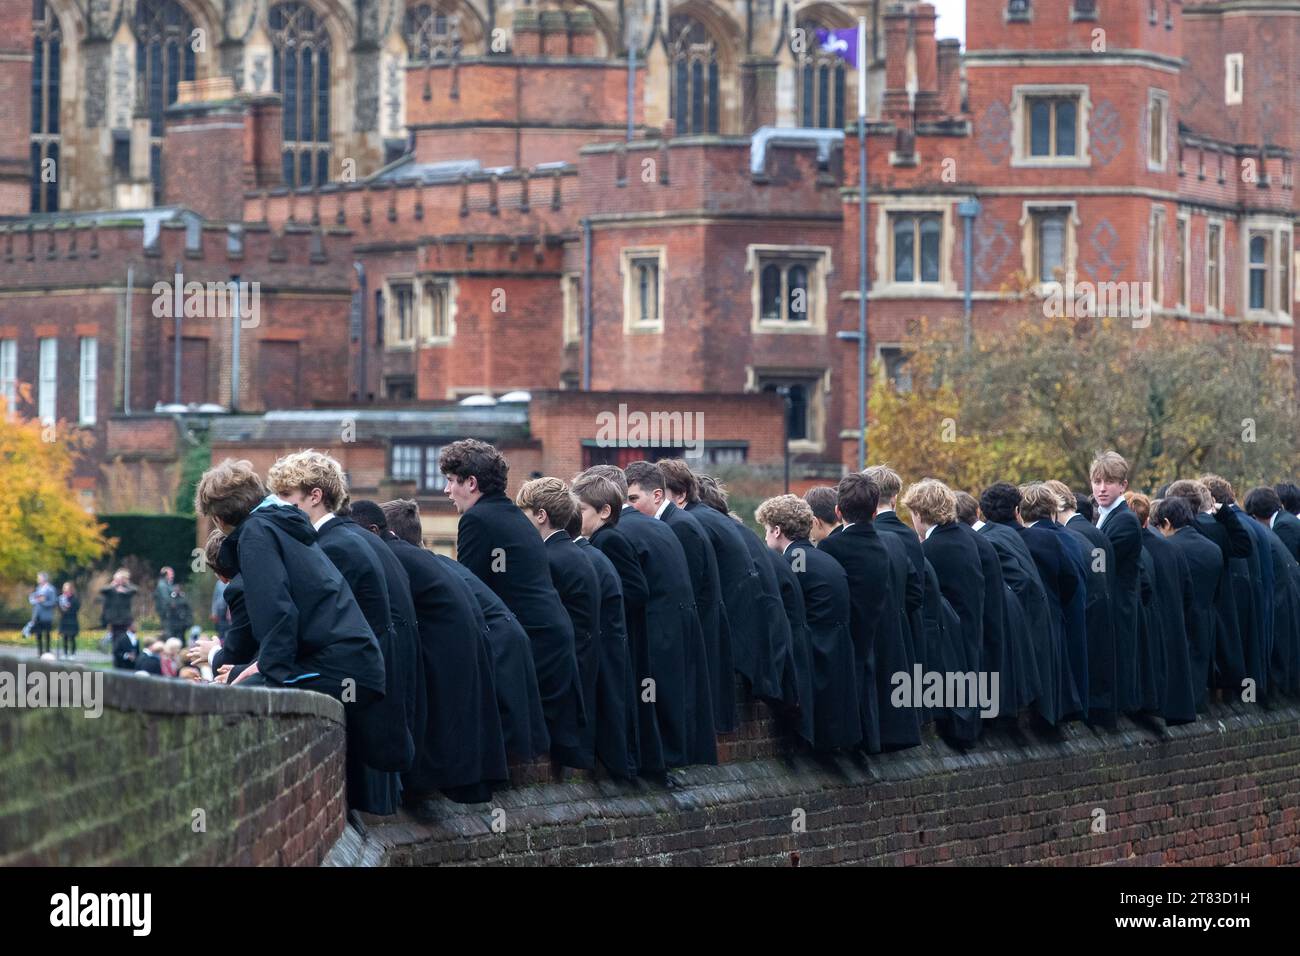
[79,337,97,426]
[1020,201,1079,292]
[385,278,417,350]
[38,337,57,425]
[746,244,832,333]
[1149,206,1166,307]
[1224,53,1243,105]
[1147,89,1169,171]
[873,198,958,295]
[620,247,666,334]
[1241,218,1293,324]
[0,340,16,420]
[1011,85,1091,168]
[417,276,456,344]
[1175,212,1189,310]
[1205,218,1224,315]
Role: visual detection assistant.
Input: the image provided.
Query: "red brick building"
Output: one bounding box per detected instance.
[0,1,1295,508]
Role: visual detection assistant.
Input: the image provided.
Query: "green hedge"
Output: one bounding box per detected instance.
[98,514,198,583]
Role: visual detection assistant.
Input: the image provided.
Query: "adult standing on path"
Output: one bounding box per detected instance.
[28,572,57,657]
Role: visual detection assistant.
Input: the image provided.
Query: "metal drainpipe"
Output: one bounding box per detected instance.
[582,218,593,390]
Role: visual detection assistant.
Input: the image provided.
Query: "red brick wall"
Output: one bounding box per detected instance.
[528,389,787,481]
[364,691,1300,866]
[163,104,249,221]
[0,653,345,867]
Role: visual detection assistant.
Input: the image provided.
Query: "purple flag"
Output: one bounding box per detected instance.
[816,27,860,69]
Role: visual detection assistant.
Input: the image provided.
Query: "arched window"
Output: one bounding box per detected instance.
[795,21,846,130]
[31,0,61,212]
[270,2,331,188]
[135,0,196,205]
[669,15,719,135]
[403,2,461,60]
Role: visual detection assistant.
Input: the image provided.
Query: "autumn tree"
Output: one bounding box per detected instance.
[0,407,107,587]
[868,312,1298,494]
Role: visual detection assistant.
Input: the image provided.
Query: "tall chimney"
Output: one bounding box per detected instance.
[936,39,962,118]
[913,3,940,120]
[882,4,912,123]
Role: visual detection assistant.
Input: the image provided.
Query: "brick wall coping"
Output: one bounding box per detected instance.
[0,653,345,725]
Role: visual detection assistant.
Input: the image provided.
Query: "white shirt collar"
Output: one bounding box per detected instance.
[654,500,670,519]
[876,507,894,516]
[923,524,937,540]
[841,521,855,531]
[1027,519,1042,529]
[1270,512,1278,528]
[972,519,985,531]
[1097,500,1120,525]
[312,512,336,532]
[544,529,566,543]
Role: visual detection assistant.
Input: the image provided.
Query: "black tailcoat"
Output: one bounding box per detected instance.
[783,539,860,750]
[1098,501,1142,714]
[1142,528,1198,723]
[1230,503,1274,696]
[979,521,1051,718]
[1271,509,1300,562]
[921,522,985,743]
[234,502,385,697]
[612,507,717,769]
[590,523,652,773]
[386,537,508,802]
[574,536,636,777]
[686,501,786,705]
[875,511,930,683]
[1168,525,1225,711]
[766,546,815,745]
[1065,514,1118,723]
[819,521,922,752]
[457,491,584,761]
[1261,528,1300,697]
[1019,520,1088,722]
[318,516,415,815]
[543,530,599,769]
[437,553,550,762]
[1193,510,1249,690]
[662,501,736,732]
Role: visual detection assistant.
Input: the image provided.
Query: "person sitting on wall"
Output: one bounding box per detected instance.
[191,458,386,711]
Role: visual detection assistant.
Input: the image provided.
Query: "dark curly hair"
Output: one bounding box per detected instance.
[979,482,1022,524]
[438,439,508,496]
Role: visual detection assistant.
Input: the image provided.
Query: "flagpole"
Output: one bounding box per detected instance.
[856,15,868,472]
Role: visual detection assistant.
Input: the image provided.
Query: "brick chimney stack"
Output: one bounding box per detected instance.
[913,3,940,121]
[162,78,283,221]
[936,38,962,118]
[882,4,913,124]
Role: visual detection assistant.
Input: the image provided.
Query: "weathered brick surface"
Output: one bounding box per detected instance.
[0,653,345,867]
[363,693,1300,867]
[4,650,1297,867]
